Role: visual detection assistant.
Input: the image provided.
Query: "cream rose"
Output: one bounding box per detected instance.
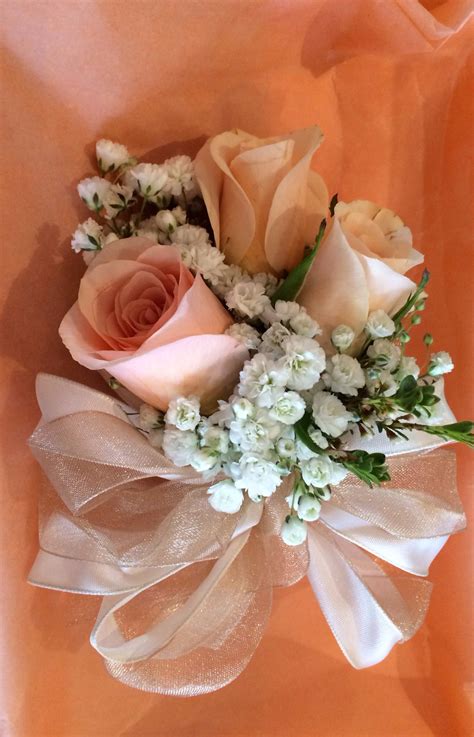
[298,199,424,340]
[59,238,248,410]
[194,126,328,274]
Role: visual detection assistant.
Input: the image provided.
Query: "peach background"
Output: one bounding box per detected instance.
[1,1,473,735]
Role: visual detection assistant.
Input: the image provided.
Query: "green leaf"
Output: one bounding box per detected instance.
[294,414,325,455]
[391,269,430,325]
[422,421,474,448]
[271,219,326,304]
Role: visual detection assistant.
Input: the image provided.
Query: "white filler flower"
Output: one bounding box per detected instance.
[165,396,201,431]
[129,163,169,199]
[281,516,307,546]
[71,219,104,252]
[365,309,396,338]
[367,339,401,372]
[226,281,271,319]
[297,494,322,521]
[269,391,306,425]
[225,323,261,350]
[162,428,198,466]
[208,480,244,514]
[428,351,454,376]
[234,453,282,499]
[324,354,365,396]
[280,335,326,391]
[96,139,131,172]
[77,177,111,211]
[312,391,353,437]
[331,324,355,352]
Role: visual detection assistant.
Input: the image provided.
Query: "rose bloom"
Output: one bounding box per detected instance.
[59,238,248,410]
[196,126,424,341]
[194,126,328,274]
[298,200,423,339]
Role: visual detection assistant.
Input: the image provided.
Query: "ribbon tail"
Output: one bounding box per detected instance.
[307,526,432,668]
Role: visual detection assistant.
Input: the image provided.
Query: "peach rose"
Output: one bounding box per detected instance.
[298,200,424,340]
[59,238,248,410]
[194,126,328,275]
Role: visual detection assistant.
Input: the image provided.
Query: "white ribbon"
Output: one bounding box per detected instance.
[27,374,466,689]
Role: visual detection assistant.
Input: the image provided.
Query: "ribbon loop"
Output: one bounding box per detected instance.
[27,374,466,693]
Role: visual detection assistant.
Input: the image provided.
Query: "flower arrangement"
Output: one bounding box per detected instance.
[28,127,472,694]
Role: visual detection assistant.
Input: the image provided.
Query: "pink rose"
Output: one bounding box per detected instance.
[299,201,423,340]
[194,126,328,274]
[59,238,248,410]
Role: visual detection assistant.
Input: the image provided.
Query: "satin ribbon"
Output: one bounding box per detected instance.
[28,374,466,693]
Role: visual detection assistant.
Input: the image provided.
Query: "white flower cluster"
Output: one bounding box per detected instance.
[72,140,200,254]
[156,310,365,546]
[71,140,465,550]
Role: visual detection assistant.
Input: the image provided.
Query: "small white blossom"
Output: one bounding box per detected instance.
[171,224,210,248]
[280,335,326,391]
[273,300,301,322]
[365,369,399,397]
[96,139,131,173]
[77,177,111,211]
[301,456,334,488]
[225,323,261,350]
[308,426,329,449]
[260,323,292,359]
[155,209,179,234]
[297,494,321,522]
[198,423,229,454]
[281,516,307,546]
[289,309,321,338]
[190,448,221,474]
[312,391,353,437]
[428,351,454,376]
[367,339,401,372]
[229,409,281,452]
[103,183,134,219]
[71,218,104,252]
[129,163,168,199]
[96,139,130,173]
[253,272,280,296]
[165,396,200,431]
[233,453,283,499]
[139,403,162,430]
[231,397,255,420]
[331,324,355,352]
[164,155,196,197]
[162,428,198,466]
[269,391,306,425]
[226,280,271,319]
[135,217,159,242]
[212,264,251,299]
[365,310,396,338]
[238,354,288,408]
[397,356,420,381]
[276,436,297,459]
[208,480,244,514]
[324,354,365,396]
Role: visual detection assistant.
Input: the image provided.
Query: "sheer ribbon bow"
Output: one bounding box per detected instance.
[28,374,465,695]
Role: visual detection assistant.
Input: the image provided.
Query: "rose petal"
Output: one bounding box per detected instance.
[231,138,295,273]
[298,217,369,340]
[109,334,249,411]
[194,130,256,264]
[264,126,328,272]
